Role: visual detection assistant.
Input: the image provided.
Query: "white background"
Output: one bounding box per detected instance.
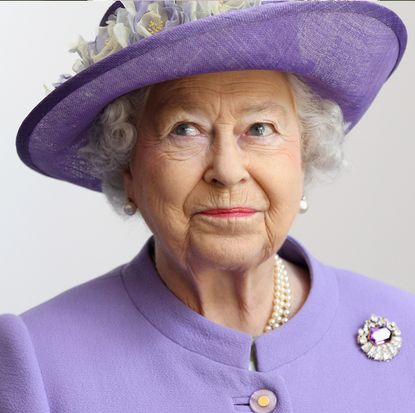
[1,1,414,314]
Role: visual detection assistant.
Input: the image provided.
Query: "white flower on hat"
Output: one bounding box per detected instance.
[120,0,137,16]
[68,35,93,73]
[90,19,130,63]
[135,2,169,38]
[180,0,260,21]
[213,0,261,14]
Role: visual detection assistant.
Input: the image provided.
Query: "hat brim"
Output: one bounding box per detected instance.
[16,0,407,192]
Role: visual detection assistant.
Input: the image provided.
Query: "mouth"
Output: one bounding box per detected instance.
[198,207,258,217]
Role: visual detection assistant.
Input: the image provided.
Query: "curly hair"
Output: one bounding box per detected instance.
[77,73,350,219]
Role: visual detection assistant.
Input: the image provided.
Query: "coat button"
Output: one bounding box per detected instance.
[249,389,277,412]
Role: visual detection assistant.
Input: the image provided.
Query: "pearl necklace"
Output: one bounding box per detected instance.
[263,254,292,333]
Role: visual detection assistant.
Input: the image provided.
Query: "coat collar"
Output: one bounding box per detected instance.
[122,234,339,372]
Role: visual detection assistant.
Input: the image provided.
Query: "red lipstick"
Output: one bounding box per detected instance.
[200,208,257,217]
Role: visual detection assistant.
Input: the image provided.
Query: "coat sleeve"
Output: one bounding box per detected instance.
[0,314,50,413]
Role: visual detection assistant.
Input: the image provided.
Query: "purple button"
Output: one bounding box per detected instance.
[249,389,277,413]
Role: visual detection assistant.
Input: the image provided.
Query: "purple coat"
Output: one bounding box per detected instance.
[1,235,415,412]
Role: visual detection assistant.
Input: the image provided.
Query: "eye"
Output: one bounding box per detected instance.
[247,122,278,137]
[171,123,199,137]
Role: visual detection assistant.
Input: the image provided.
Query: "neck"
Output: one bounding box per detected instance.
[151,242,281,337]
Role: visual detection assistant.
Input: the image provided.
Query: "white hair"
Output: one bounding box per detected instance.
[77,73,350,219]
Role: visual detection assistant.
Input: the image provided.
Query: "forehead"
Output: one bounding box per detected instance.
[147,70,295,114]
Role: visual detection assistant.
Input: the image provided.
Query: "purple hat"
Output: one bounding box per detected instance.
[15,0,407,193]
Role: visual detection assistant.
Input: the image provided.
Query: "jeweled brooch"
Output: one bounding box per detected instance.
[356,314,402,361]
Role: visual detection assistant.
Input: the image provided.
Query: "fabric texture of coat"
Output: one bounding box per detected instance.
[1,234,415,412]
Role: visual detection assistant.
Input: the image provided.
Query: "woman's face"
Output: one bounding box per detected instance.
[124,70,304,268]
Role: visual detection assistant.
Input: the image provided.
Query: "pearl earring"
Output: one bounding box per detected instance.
[123,199,137,216]
[299,195,308,213]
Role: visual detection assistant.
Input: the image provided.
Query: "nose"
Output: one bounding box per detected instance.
[203,130,250,187]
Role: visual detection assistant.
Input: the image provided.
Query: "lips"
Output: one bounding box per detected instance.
[200,207,257,215]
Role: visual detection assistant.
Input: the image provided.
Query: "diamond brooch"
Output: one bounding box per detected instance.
[356,314,402,362]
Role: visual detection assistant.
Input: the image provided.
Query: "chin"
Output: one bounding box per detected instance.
[190,234,263,266]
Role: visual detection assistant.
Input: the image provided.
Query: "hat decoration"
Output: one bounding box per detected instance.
[44,0,264,94]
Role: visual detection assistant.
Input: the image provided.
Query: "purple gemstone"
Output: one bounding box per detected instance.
[369,326,392,345]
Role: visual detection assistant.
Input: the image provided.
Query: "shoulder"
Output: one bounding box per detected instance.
[0,314,50,412]
[19,263,126,328]
[330,263,415,310]
[0,263,132,410]
[326,262,415,343]
[1,262,129,360]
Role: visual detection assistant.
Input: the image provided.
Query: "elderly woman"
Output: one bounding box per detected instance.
[1,1,415,412]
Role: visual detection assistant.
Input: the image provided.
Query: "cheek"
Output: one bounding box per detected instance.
[250,143,303,239]
[134,145,202,217]
[252,139,303,196]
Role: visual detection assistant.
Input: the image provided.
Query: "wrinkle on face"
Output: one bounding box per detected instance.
[127,68,303,242]
[123,70,305,331]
